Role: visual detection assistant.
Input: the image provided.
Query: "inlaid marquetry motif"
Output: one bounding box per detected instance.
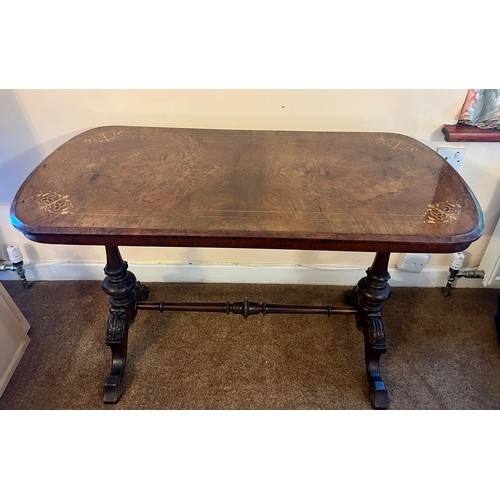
[36,191,72,214]
[377,136,420,153]
[83,130,124,143]
[424,201,462,224]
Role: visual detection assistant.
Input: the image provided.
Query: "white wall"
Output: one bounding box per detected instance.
[1,89,499,284]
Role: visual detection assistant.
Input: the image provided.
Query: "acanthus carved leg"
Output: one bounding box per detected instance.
[101,246,142,403]
[350,252,391,409]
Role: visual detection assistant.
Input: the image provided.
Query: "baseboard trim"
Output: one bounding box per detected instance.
[0,261,486,288]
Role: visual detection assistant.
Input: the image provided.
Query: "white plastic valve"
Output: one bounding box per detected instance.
[7,245,23,264]
[449,252,465,271]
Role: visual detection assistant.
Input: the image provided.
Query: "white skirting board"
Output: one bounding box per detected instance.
[0,283,30,398]
[0,261,486,288]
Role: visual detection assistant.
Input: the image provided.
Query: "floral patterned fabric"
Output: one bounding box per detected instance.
[458,89,500,129]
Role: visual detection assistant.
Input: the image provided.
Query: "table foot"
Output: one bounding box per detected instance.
[104,375,124,403]
[365,340,389,409]
[369,379,388,409]
[351,252,391,409]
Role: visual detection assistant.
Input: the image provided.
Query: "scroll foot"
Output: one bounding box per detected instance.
[104,375,124,404]
[365,342,388,409]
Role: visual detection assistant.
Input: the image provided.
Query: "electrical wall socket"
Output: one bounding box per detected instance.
[396,253,429,273]
[437,147,466,172]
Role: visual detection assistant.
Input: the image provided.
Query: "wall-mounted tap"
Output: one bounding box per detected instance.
[0,245,31,289]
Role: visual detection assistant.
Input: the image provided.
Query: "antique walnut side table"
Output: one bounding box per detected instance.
[10,126,484,408]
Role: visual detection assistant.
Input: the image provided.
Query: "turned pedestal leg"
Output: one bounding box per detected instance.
[349,252,391,409]
[102,246,148,403]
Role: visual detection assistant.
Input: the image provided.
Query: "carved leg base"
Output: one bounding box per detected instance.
[103,307,131,404]
[102,246,139,404]
[357,316,389,409]
[351,252,391,409]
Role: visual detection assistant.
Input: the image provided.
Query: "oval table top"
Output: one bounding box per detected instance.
[11,126,484,253]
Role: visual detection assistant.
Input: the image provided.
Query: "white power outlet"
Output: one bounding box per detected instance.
[396,253,429,273]
[437,147,466,172]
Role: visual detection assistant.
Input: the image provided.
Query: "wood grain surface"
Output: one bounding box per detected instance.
[11,126,484,252]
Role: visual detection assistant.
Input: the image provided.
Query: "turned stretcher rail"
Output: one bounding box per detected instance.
[136,299,358,318]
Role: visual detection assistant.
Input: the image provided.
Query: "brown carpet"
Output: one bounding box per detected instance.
[1,280,499,410]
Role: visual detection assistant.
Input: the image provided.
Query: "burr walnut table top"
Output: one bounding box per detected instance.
[11,126,484,253]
